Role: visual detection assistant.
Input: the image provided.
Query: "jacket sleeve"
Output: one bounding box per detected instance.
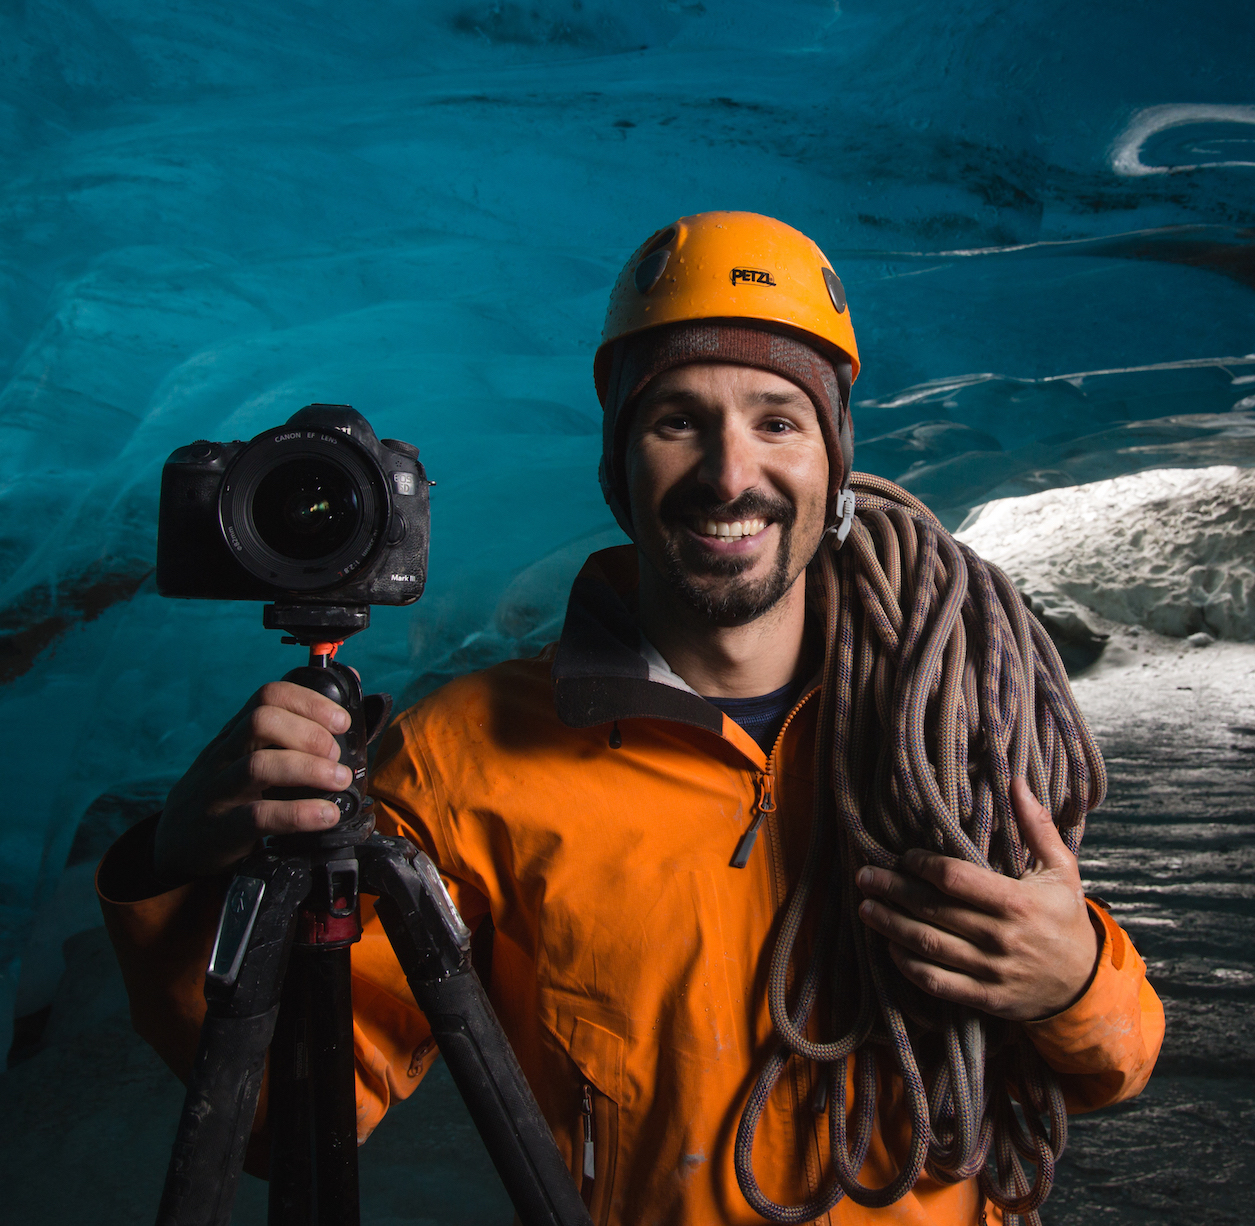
[1022,901,1164,1113]
[94,717,491,1168]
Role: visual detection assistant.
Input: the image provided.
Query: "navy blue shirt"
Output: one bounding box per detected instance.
[703,675,810,756]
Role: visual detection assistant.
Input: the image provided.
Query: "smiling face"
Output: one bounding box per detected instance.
[624,362,830,627]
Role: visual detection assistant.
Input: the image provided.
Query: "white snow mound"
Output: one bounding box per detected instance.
[955,466,1255,640]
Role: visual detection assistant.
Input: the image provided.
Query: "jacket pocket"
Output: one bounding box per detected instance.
[553,1012,624,1226]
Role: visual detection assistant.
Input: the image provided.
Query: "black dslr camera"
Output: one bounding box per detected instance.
[157,404,429,606]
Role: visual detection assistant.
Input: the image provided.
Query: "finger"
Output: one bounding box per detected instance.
[856,866,1000,946]
[198,798,342,870]
[216,749,353,799]
[248,681,351,732]
[237,797,343,838]
[897,850,1017,915]
[1011,777,1076,874]
[155,793,342,879]
[223,703,343,761]
[884,943,1002,1013]
[858,897,992,976]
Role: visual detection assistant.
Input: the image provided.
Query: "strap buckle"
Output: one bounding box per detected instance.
[825,489,857,544]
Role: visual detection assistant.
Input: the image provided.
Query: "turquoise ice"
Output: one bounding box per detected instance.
[1,0,1253,1063]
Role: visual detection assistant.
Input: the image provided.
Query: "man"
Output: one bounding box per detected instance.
[99,212,1163,1224]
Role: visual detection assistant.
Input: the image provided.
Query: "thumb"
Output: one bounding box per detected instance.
[1010,778,1075,874]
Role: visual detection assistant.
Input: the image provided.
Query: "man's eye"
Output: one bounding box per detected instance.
[658,414,694,432]
[762,418,794,434]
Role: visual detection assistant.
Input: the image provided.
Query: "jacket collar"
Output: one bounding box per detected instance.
[551,546,726,736]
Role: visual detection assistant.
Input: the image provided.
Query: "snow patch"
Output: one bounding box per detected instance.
[956,466,1255,640]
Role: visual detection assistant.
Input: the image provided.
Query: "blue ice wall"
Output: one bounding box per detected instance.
[1,0,1253,1047]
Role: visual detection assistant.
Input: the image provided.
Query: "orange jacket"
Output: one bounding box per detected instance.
[99,546,1163,1225]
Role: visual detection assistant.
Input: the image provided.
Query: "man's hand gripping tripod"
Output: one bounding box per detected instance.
[154,638,591,1226]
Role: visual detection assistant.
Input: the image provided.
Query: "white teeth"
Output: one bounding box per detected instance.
[698,518,767,540]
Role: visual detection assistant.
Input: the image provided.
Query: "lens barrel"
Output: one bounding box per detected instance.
[219,429,386,592]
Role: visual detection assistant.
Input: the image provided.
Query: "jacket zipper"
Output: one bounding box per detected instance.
[580,1082,595,1203]
[731,771,774,868]
[730,687,817,869]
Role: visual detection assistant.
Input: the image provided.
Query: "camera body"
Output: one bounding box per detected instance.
[157,404,429,605]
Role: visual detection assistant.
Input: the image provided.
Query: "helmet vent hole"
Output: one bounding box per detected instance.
[641,226,677,258]
[823,267,847,314]
[634,248,670,295]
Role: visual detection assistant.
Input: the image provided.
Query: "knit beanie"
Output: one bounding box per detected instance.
[597,321,853,539]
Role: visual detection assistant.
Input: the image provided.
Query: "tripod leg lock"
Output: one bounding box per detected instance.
[207,876,266,991]
[325,857,359,918]
[359,836,470,980]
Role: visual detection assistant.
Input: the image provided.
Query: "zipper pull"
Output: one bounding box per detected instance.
[731,770,775,869]
[581,1082,595,1181]
[811,1073,829,1115]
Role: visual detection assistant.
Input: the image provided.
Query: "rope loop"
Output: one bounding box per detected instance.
[733,473,1106,1224]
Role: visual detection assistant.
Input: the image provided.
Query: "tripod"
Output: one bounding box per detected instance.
[155,604,592,1226]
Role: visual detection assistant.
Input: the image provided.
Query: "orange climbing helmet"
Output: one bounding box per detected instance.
[595,212,861,539]
[593,210,860,403]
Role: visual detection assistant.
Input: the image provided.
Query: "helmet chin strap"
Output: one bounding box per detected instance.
[824,389,856,543]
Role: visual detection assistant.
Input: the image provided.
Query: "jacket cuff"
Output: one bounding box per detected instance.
[1022,900,1161,1107]
[96,813,190,904]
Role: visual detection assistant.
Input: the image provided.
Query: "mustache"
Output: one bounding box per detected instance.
[659,486,797,528]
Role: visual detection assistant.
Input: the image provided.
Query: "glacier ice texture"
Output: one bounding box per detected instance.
[1,0,1253,1101]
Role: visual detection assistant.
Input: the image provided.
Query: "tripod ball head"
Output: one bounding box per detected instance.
[266,654,390,849]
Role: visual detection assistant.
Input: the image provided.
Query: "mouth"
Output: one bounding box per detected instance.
[693,516,768,540]
[684,516,772,550]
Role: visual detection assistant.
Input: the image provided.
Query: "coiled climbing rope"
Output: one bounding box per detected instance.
[733,473,1106,1226]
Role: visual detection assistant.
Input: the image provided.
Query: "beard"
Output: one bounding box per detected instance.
[655,486,803,627]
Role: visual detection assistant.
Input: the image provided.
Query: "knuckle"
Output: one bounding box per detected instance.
[256,681,286,707]
[253,801,302,835]
[242,799,273,832]
[313,727,339,758]
[244,752,270,784]
[988,929,1014,959]
[1004,895,1032,924]
[917,930,943,960]
[917,968,944,997]
[870,904,898,935]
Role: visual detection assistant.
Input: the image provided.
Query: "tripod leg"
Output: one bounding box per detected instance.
[156,855,310,1226]
[158,1008,279,1226]
[267,955,313,1226]
[306,945,361,1224]
[358,836,592,1226]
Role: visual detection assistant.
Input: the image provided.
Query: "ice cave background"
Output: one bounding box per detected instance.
[1,1,1253,1221]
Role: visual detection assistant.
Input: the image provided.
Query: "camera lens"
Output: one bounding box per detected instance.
[220,425,387,592]
[252,458,361,561]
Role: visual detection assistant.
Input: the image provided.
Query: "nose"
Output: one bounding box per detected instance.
[696,419,760,504]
